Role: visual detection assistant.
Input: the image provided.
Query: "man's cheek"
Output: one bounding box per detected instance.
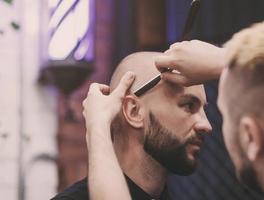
[159,113,192,131]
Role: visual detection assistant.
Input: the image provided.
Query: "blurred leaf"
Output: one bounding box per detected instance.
[10,21,20,31]
[0,30,4,35]
[3,0,14,5]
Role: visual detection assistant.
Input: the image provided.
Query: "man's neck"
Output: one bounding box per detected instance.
[114,139,168,198]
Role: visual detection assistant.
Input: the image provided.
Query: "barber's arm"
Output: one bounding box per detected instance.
[155,40,227,86]
[83,72,135,200]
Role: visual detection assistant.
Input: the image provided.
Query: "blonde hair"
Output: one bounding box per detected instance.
[224,22,264,71]
[222,22,264,121]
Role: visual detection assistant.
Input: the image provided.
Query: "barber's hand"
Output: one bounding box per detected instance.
[155,40,226,86]
[82,72,135,132]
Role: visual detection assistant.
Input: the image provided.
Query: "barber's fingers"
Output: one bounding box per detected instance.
[112,71,135,98]
[161,72,188,86]
[83,83,109,108]
[163,42,181,53]
[98,84,110,95]
[170,41,190,49]
[169,42,181,49]
[88,83,110,95]
[155,55,182,73]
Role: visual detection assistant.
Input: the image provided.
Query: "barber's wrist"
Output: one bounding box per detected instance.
[211,47,226,79]
[87,121,111,137]
[86,124,112,151]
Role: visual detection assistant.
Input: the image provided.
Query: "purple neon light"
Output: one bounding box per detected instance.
[48,0,95,61]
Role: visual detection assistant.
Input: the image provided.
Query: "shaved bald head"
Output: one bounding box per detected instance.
[109,51,211,177]
[110,52,163,93]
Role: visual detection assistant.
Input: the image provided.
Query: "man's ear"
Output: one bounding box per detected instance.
[122,95,145,129]
[239,116,264,161]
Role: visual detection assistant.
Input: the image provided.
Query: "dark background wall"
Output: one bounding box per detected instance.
[56,0,264,199]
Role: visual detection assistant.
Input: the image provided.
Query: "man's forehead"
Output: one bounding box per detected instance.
[184,85,207,105]
[165,82,207,105]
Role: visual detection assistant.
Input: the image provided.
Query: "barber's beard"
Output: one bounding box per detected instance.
[240,163,263,193]
[143,112,198,175]
[238,151,263,193]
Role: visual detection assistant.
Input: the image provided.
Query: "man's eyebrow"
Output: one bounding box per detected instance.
[180,94,208,107]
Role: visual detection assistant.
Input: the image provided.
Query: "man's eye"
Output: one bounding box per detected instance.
[182,102,196,113]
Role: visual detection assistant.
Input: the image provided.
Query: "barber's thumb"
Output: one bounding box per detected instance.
[161,72,188,86]
[155,55,180,72]
[114,71,135,96]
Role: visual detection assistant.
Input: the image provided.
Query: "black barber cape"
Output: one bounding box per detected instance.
[51,175,171,200]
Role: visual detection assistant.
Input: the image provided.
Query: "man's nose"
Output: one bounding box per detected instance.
[194,116,212,134]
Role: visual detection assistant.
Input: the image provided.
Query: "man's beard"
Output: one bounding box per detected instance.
[143,112,202,175]
[237,149,263,193]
